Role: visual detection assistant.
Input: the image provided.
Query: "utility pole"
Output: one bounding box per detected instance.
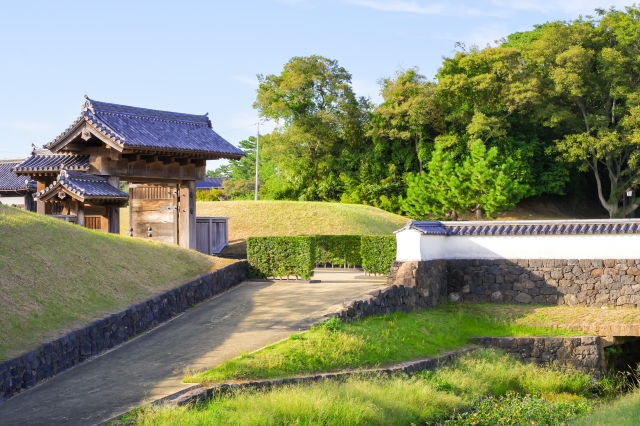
[254,122,259,201]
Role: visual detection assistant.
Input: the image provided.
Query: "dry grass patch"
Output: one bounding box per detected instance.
[0,205,231,361]
[458,304,640,334]
[121,201,406,240]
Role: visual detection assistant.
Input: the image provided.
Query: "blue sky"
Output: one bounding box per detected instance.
[0,0,632,168]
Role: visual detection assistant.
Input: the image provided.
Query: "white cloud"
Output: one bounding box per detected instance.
[347,0,631,18]
[232,75,259,87]
[489,0,629,15]
[467,24,508,48]
[347,0,446,14]
[345,0,507,17]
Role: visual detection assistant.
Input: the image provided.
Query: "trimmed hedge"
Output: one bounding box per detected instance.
[315,235,362,268]
[360,235,397,275]
[247,234,397,280]
[246,236,316,280]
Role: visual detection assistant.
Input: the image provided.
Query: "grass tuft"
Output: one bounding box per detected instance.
[186,305,586,384]
[123,349,594,426]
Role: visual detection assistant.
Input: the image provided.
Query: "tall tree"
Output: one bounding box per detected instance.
[253,55,369,201]
[369,68,444,175]
[516,8,640,216]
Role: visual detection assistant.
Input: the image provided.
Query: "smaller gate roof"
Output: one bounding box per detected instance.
[34,170,129,203]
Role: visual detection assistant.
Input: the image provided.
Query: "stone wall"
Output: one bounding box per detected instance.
[447,259,640,307]
[472,336,606,370]
[0,261,249,402]
[334,260,447,321]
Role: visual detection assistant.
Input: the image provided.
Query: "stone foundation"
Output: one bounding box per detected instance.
[472,336,606,370]
[334,260,447,320]
[0,261,249,402]
[447,259,640,307]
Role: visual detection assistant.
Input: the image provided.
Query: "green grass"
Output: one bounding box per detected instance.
[122,349,594,426]
[571,390,640,426]
[0,205,231,361]
[186,305,586,384]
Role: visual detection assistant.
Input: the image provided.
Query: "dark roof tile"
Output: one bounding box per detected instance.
[13,149,90,174]
[0,159,35,192]
[34,171,129,202]
[46,98,245,158]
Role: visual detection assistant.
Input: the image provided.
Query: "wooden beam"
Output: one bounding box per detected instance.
[106,177,120,234]
[176,158,191,166]
[192,159,206,167]
[179,180,196,249]
[140,155,158,163]
[158,156,173,165]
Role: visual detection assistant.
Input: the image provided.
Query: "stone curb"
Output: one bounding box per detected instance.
[246,279,321,283]
[0,260,250,402]
[165,347,478,407]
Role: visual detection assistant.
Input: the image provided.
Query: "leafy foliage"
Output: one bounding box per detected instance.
[403,140,528,219]
[442,391,592,425]
[360,235,396,275]
[195,189,225,202]
[315,235,362,267]
[246,236,316,280]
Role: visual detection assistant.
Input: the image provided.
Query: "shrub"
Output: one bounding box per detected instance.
[315,235,362,267]
[360,235,396,275]
[224,179,257,200]
[196,188,225,202]
[246,236,316,280]
[443,391,592,425]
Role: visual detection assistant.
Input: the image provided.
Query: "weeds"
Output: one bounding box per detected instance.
[128,349,596,426]
[188,307,585,384]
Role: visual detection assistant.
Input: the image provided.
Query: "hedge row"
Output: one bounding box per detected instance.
[315,235,362,268]
[361,235,397,275]
[247,235,397,279]
[246,236,316,280]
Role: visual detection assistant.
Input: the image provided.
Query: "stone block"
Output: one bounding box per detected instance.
[515,293,533,304]
[491,291,503,302]
[448,292,462,303]
[604,259,615,268]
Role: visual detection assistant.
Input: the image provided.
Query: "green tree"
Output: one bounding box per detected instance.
[516,8,640,216]
[253,55,369,201]
[402,141,528,220]
[369,68,444,175]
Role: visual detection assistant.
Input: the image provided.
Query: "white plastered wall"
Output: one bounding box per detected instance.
[396,230,640,261]
[0,196,26,206]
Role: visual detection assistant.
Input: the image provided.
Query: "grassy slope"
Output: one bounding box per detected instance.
[0,205,230,361]
[187,305,585,384]
[121,201,407,241]
[572,390,640,426]
[125,350,593,426]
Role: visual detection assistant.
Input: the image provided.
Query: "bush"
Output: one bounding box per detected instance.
[360,235,396,275]
[315,235,362,268]
[196,188,225,202]
[443,391,592,425]
[224,179,257,200]
[246,236,316,280]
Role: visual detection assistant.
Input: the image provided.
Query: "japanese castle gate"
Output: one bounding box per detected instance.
[13,97,243,250]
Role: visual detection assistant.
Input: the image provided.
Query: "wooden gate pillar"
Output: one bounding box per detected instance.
[106,177,120,234]
[179,180,196,249]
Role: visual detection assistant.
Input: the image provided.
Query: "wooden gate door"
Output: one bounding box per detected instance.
[129,184,178,244]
